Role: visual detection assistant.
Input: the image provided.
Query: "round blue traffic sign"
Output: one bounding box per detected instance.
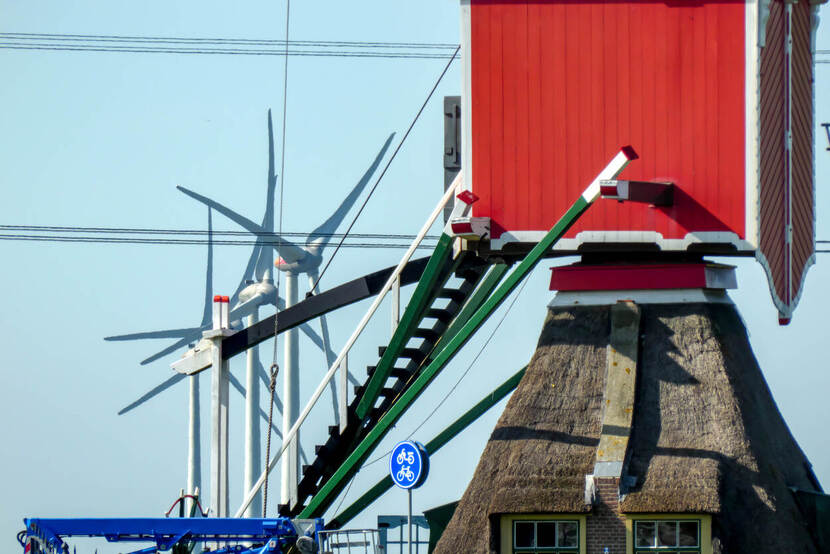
[389,440,429,489]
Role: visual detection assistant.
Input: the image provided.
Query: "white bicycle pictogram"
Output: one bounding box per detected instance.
[396,465,415,483]
[396,449,415,465]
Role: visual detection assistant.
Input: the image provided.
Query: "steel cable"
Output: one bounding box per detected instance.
[309,45,461,294]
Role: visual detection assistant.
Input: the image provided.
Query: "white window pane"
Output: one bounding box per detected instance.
[657,521,678,547]
[635,521,656,547]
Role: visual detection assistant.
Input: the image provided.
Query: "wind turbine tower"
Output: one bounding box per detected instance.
[178,129,394,508]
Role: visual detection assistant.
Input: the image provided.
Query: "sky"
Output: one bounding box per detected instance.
[0,1,829,553]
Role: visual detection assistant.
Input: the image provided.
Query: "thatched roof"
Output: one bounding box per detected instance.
[435,302,822,553]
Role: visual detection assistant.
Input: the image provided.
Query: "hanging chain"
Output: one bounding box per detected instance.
[263,362,280,516]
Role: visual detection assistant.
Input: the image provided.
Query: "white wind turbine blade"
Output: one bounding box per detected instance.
[176,185,307,264]
[272,295,350,379]
[308,272,359,389]
[255,109,278,281]
[201,207,214,327]
[139,329,210,365]
[229,294,270,323]
[230,242,263,309]
[120,366,284,436]
[104,327,201,341]
[309,273,342,422]
[107,206,213,363]
[118,373,187,415]
[305,133,395,254]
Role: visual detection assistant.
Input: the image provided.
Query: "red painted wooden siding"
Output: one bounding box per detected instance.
[468,0,746,243]
[758,0,816,318]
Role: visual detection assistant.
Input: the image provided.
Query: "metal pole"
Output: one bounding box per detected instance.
[187,374,201,515]
[210,332,230,517]
[281,272,300,507]
[243,310,262,517]
[339,353,348,435]
[408,489,413,554]
[391,273,400,336]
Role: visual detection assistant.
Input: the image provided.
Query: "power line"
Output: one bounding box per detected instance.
[0,44,458,58]
[0,32,457,48]
[311,44,461,292]
[0,32,459,59]
[0,234,438,249]
[0,224,441,240]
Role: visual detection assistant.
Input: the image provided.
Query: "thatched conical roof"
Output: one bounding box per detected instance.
[434,302,821,553]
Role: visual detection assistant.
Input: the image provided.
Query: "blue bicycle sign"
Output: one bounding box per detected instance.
[389,440,429,489]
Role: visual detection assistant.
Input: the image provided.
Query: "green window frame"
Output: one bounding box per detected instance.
[512,519,580,554]
[633,519,701,553]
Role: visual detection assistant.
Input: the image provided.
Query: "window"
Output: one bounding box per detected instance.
[502,515,584,554]
[633,519,700,553]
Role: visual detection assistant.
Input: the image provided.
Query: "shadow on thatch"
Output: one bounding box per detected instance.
[490,427,599,447]
[435,303,822,554]
[622,303,821,552]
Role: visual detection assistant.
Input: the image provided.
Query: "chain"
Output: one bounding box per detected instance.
[263,362,280,516]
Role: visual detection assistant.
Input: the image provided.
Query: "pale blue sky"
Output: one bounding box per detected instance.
[1,2,828,552]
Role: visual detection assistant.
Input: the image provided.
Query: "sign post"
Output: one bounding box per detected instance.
[389,440,429,554]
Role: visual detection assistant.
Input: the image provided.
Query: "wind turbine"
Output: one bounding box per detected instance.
[105,112,330,512]
[177,130,395,507]
[105,208,219,505]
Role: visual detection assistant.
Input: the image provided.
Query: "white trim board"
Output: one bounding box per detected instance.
[491,230,755,253]
[549,289,734,307]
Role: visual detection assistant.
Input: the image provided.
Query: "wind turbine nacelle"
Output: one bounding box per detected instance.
[274,253,321,274]
[238,281,277,304]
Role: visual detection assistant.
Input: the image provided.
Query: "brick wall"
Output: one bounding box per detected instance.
[586,477,627,554]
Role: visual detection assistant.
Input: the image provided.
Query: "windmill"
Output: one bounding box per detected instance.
[177,129,395,506]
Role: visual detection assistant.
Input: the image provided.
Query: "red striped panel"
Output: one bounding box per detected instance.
[788,1,815,307]
[759,0,788,305]
[758,0,816,317]
[469,0,746,242]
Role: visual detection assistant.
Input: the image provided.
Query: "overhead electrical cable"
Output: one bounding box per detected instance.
[0,234,437,249]
[0,32,457,48]
[0,44,458,58]
[0,32,459,59]
[0,224,440,240]
[309,44,461,293]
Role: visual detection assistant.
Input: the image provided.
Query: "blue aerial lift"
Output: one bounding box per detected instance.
[19,516,323,554]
